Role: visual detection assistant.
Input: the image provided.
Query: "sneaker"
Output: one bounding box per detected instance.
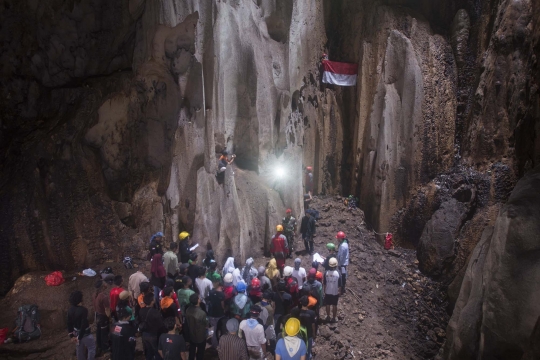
[331,317,337,323]
[324,316,330,323]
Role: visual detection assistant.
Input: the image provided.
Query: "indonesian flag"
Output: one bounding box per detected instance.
[322,60,358,86]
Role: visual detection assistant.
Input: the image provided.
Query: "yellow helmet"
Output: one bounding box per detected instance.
[178,231,190,240]
[285,318,300,336]
[276,225,284,232]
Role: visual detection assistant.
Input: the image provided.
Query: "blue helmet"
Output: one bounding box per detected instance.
[236,282,246,292]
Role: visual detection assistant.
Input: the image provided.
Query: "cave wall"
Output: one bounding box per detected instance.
[0,0,338,294]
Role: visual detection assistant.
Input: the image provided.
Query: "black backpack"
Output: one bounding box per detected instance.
[14,305,41,342]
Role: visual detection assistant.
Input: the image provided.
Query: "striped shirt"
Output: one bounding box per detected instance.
[217,334,249,360]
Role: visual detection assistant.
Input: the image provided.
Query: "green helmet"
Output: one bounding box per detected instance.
[326,243,336,251]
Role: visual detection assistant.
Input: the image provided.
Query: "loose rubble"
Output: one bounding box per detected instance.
[299,196,450,360]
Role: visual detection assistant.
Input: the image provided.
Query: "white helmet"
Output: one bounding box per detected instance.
[223,273,233,283]
[283,266,293,277]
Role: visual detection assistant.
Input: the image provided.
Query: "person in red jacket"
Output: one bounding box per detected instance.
[109,275,124,322]
[271,225,289,273]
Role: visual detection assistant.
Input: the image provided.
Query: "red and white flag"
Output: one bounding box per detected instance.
[322,60,358,86]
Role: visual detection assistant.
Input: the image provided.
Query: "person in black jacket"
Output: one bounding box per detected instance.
[178,231,192,264]
[149,232,164,259]
[300,211,316,255]
[110,308,137,360]
[67,290,96,360]
[139,293,167,360]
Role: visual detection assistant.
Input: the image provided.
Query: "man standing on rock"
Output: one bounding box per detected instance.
[282,209,297,258]
[336,231,349,295]
[271,225,289,273]
[323,258,341,323]
[292,258,307,290]
[300,212,316,255]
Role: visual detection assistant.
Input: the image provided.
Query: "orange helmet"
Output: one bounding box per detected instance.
[315,271,323,281]
[251,278,261,288]
[336,231,346,239]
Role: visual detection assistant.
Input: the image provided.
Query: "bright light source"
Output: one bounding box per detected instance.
[275,166,286,179]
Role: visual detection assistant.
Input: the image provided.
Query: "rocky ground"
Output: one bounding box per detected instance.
[0,196,449,360]
[299,196,450,360]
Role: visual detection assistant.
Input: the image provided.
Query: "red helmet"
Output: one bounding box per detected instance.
[251,278,261,288]
[286,208,292,214]
[306,166,313,172]
[336,231,346,239]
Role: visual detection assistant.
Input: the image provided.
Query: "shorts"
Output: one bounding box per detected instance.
[324,294,339,306]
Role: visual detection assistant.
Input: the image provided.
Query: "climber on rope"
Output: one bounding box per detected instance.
[282,209,297,258]
[336,231,349,295]
[271,225,289,274]
[216,150,236,182]
[304,166,314,201]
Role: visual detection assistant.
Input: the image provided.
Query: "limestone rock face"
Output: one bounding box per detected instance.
[444,166,540,360]
[0,0,330,294]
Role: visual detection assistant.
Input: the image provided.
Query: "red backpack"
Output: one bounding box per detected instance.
[286,277,298,295]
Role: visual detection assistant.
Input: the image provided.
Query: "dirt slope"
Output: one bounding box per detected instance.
[290,196,450,359]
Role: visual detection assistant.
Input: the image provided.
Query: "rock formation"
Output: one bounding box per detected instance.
[444,165,540,360]
[1,0,540,357]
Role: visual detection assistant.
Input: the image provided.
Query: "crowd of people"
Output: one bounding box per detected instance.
[67,213,350,360]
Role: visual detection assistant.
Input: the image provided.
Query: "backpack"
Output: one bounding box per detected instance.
[123,257,133,269]
[299,325,309,344]
[14,305,41,342]
[286,277,298,295]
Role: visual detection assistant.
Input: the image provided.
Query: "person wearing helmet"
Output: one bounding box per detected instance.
[306,268,323,303]
[282,209,297,258]
[230,282,253,320]
[292,258,307,290]
[323,243,337,271]
[177,231,192,263]
[323,257,341,323]
[304,166,314,201]
[271,225,289,272]
[336,231,349,295]
[239,305,267,359]
[248,277,263,304]
[283,266,299,306]
[300,211,316,255]
[275,317,308,360]
[222,273,237,304]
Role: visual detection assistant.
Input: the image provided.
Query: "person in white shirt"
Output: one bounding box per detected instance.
[239,305,266,359]
[323,257,341,323]
[195,266,213,307]
[292,258,307,289]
